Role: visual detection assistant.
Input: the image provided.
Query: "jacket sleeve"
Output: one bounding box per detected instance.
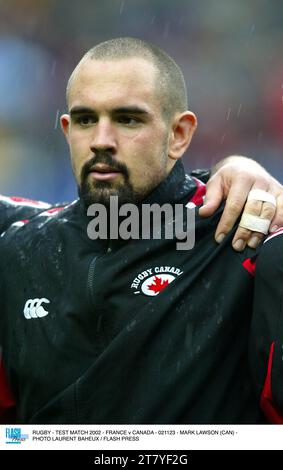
[0,356,16,423]
[189,168,211,184]
[0,195,50,235]
[250,230,283,423]
[0,195,51,422]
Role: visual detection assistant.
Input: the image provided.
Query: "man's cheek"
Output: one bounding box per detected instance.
[70,153,82,181]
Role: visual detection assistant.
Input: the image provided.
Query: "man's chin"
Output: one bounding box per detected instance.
[80,189,114,208]
[79,186,141,209]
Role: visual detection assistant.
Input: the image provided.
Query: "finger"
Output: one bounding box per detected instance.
[232,200,276,250]
[270,193,283,232]
[214,180,254,243]
[215,177,270,246]
[247,200,275,247]
[231,197,263,251]
[199,175,223,217]
[232,184,276,250]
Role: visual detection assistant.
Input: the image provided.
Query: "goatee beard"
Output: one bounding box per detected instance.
[79,151,140,209]
[79,180,142,209]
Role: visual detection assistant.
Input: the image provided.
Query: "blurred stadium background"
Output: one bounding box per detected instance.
[0,0,282,203]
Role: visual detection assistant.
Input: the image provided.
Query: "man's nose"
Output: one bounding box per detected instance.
[90,119,117,154]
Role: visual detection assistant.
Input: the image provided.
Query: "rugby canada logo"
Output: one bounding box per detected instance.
[131,266,183,296]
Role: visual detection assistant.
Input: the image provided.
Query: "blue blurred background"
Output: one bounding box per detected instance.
[0,0,282,203]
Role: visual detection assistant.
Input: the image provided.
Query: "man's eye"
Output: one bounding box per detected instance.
[117,116,141,126]
[76,116,96,126]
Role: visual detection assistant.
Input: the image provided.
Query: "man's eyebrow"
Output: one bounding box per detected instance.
[69,106,95,116]
[69,106,150,116]
[112,106,150,116]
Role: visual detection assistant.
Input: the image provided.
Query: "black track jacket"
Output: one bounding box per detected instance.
[251,229,283,424]
[0,161,264,424]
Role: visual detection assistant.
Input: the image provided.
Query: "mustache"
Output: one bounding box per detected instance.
[81,151,129,182]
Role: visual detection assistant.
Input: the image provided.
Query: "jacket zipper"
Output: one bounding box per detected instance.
[87,247,110,303]
[87,256,98,304]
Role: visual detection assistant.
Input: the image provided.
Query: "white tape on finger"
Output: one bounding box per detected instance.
[247,189,276,207]
[239,213,271,234]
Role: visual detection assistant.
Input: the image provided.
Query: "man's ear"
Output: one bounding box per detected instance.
[60,114,70,143]
[168,111,197,161]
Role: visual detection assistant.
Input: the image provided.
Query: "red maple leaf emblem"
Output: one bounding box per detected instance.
[147,276,169,294]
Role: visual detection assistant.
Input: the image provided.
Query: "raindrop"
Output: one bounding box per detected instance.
[220,133,226,144]
[151,16,156,25]
[249,24,255,37]
[226,108,231,121]
[51,61,57,77]
[237,103,242,118]
[120,1,125,15]
[54,110,59,130]
[126,319,137,332]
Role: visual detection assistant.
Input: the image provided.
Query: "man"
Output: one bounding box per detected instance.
[251,229,283,424]
[0,37,282,423]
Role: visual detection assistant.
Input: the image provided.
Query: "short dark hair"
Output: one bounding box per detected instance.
[67,37,188,122]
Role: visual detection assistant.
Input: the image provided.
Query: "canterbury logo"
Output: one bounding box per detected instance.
[23,298,50,319]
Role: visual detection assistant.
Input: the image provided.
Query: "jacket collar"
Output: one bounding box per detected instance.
[73,160,197,249]
[142,160,196,206]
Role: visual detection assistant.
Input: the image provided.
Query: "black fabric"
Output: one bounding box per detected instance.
[251,234,283,414]
[189,168,211,184]
[0,163,263,423]
[0,198,49,234]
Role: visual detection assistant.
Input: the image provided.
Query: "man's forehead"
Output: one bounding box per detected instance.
[68,57,158,107]
[72,57,155,89]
